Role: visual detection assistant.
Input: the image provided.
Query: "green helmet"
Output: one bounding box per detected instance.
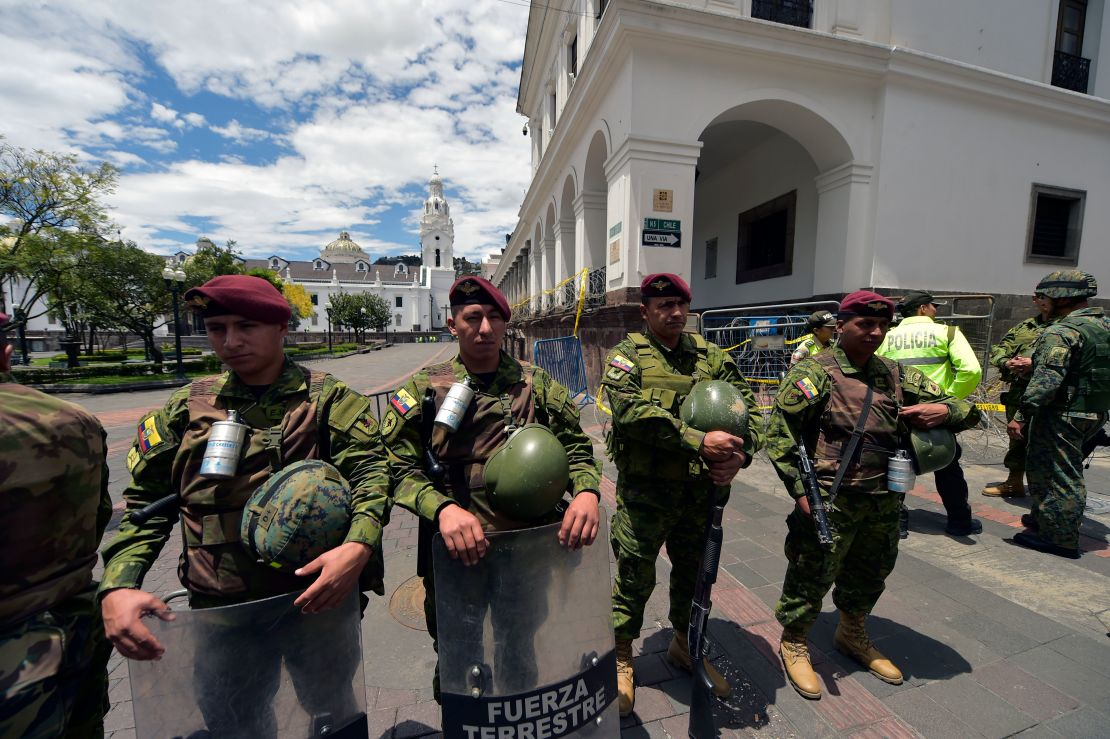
[1036,270,1097,299]
[484,424,569,521]
[908,427,957,474]
[679,380,750,438]
[240,459,352,572]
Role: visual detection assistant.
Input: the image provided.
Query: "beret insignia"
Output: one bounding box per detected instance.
[867,301,886,311]
[650,279,669,290]
[187,295,210,309]
[457,280,480,295]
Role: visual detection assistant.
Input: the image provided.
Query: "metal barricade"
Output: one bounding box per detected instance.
[701,301,841,416]
[534,335,594,407]
[928,294,995,378]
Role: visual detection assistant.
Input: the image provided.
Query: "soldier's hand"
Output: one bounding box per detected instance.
[102,588,173,661]
[294,541,372,614]
[700,431,744,462]
[795,495,813,517]
[707,454,744,486]
[437,504,488,566]
[559,493,600,550]
[899,403,949,429]
[1007,419,1025,441]
[1006,357,1033,374]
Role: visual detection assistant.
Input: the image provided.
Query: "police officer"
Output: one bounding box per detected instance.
[768,292,979,699]
[1009,271,1109,559]
[790,310,837,365]
[99,275,390,732]
[0,313,113,738]
[877,290,982,537]
[382,276,601,696]
[602,273,762,716]
[982,292,1054,497]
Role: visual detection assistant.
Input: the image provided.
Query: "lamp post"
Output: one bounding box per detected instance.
[326,306,333,352]
[162,267,187,382]
[360,306,368,344]
[13,306,29,366]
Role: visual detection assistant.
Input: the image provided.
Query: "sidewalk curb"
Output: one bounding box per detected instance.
[28,378,192,394]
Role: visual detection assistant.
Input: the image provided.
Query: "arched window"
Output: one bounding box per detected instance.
[435,248,441,267]
[314,260,323,270]
[357,262,366,272]
[270,258,279,269]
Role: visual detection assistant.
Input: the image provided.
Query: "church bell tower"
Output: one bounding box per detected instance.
[419,167,455,271]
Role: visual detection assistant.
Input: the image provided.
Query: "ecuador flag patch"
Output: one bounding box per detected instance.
[390,388,418,414]
[609,355,634,373]
[794,377,819,400]
[137,416,163,453]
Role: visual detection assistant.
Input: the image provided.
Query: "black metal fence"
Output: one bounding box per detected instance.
[751,0,813,29]
[1052,50,1090,94]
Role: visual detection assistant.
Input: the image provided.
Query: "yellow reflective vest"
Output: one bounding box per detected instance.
[876,316,982,400]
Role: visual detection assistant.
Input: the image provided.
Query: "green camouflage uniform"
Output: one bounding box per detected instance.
[0,372,113,739]
[1018,307,1110,549]
[603,331,762,642]
[989,315,1051,473]
[767,347,980,630]
[100,358,391,603]
[382,351,600,694]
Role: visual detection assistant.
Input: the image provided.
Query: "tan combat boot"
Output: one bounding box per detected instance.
[779,628,822,699]
[616,639,635,717]
[982,470,1025,497]
[834,612,903,685]
[666,632,732,698]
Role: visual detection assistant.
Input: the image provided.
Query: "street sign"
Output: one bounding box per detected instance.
[642,230,680,248]
[653,189,673,212]
[644,218,679,231]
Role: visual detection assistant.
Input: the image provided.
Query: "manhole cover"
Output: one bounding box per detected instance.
[1086,494,1110,516]
[388,576,428,631]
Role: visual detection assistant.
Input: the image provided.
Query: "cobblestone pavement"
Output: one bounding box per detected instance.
[74,348,1110,738]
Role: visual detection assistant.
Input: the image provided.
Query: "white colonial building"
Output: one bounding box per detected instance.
[493,0,1110,312]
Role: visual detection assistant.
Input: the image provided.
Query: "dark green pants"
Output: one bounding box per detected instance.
[1026,412,1106,549]
[0,588,111,739]
[1003,403,1029,473]
[610,478,720,642]
[775,493,901,631]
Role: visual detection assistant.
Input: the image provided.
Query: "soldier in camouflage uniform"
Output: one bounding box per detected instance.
[768,291,979,700]
[383,276,601,700]
[0,312,113,739]
[1010,271,1110,559]
[99,275,390,734]
[603,273,762,716]
[982,294,1053,497]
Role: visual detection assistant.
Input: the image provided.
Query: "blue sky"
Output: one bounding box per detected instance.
[0,0,532,263]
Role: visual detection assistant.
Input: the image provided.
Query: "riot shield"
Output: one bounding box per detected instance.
[128,590,367,739]
[434,518,618,738]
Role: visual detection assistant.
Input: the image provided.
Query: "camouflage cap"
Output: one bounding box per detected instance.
[1036,270,1097,299]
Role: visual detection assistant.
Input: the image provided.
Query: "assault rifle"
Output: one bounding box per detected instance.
[796,438,834,547]
[687,488,725,739]
[128,494,180,526]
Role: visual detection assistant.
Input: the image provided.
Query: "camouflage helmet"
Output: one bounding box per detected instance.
[679,380,750,439]
[240,459,352,572]
[908,427,957,475]
[484,424,569,520]
[1036,270,1097,299]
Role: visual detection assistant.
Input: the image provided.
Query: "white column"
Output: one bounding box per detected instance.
[603,135,703,295]
[541,236,554,310]
[813,162,875,295]
[529,244,542,312]
[574,191,606,271]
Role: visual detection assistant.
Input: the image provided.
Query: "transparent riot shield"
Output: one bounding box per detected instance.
[434,517,618,738]
[128,590,367,739]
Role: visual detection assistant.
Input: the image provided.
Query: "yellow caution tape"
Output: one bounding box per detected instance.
[975,403,1007,413]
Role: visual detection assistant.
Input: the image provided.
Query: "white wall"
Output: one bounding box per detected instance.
[691,133,820,308]
[870,82,1110,293]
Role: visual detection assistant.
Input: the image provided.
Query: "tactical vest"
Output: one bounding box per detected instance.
[174,369,328,599]
[426,362,547,531]
[812,353,903,495]
[1053,311,1110,413]
[613,332,712,482]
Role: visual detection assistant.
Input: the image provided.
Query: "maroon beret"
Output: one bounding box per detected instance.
[640,273,691,302]
[449,276,510,320]
[838,290,895,320]
[0,312,9,332]
[183,275,292,325]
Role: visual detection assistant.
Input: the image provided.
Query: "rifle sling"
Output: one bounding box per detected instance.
[826,385,874,504]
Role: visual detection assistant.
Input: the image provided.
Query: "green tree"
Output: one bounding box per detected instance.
[328,291,389,343]
[183,237,243,289]
[0,139,117,318]
[453,256,481,277]
[245,268,314,331]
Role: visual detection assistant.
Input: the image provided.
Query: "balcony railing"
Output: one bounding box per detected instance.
[1052,50,1090,94]
[751,0,813,29]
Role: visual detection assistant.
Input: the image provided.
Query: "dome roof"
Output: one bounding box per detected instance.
[320,231,368,263]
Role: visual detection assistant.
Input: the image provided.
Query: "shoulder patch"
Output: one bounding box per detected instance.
[1046,345,1071,366]
[136,413,170,456]
[609,354,634,373]
[380,409,399,437]
[126,446,141,474]
[389,388,419,415]
[794,377,819,399]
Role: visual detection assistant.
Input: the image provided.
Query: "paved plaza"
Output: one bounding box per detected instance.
[77,344,1110,738]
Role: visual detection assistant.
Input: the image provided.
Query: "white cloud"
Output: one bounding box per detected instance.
[211,120,271,143]
[150,102,178,123]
